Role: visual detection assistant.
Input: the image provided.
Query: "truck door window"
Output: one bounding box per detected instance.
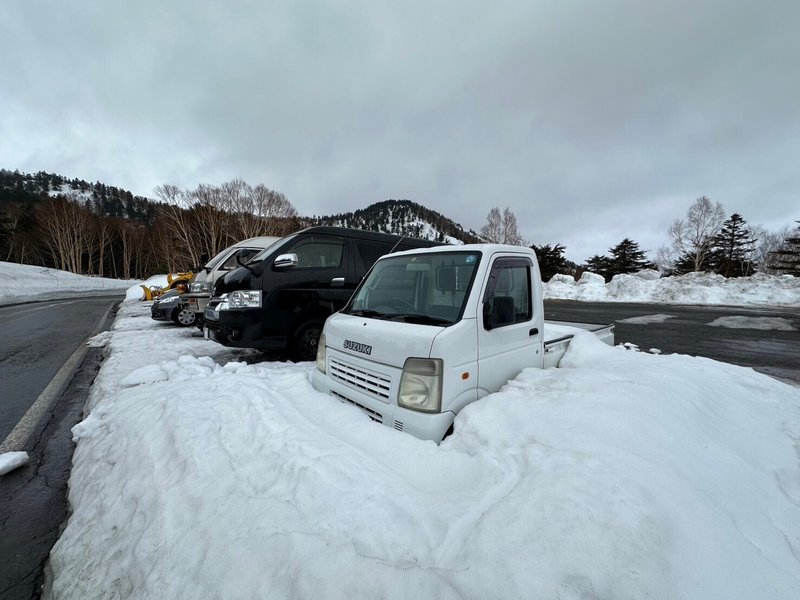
[292,240,345,268]
[484,259,532,329]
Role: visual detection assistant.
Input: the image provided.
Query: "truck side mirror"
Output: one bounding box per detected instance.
[274,253,298,269]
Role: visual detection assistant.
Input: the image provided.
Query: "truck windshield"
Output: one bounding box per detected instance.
[343,251,481,325]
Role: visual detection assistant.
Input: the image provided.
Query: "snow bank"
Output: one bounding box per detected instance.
[0,261,137,305]
[544,271,800,306]
[45,303,800,600]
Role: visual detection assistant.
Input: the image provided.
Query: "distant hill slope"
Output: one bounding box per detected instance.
[313,199,483,244]
[0,168,156,222]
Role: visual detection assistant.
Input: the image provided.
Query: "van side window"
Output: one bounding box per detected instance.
[484,259,532,329]
[355,241,394,270]
[293,240,345,268]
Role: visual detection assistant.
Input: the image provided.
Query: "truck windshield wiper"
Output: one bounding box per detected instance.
[387,313,451,326]
[346,308,389,319]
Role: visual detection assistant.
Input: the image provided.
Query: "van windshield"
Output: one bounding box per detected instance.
[246,235,295,265]
[342,251,481,325]
[203,246,234,271]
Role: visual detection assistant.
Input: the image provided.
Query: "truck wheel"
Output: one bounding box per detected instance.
[173,307,197,327]
[289,320,324,362]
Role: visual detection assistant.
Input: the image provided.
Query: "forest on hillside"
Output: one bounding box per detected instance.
[0,170,301,279]
[0,170,479,279]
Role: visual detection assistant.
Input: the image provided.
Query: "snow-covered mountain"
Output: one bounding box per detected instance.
[312,199,483,244]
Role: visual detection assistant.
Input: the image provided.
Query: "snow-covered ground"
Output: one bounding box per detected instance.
[39,300,800,599]
[0,261,137,305]
[1,261,798,598]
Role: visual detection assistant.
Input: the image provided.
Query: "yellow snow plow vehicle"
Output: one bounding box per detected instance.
[140,272,193,301]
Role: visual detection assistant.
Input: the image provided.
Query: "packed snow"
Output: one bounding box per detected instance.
[544,270,800,306]
[0,261,136,305]
[40,295,800,599]
[708,316,797,331]
[617,313,675,324]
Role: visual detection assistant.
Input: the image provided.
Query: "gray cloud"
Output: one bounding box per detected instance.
[2,0,798,262]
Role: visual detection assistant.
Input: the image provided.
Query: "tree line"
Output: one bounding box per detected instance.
[480,199,800,281]
[2,168,797,282]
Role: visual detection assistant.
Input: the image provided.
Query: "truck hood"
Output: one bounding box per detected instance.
[324,312,442,367]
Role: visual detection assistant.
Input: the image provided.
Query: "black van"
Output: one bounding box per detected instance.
[203,226,441,361]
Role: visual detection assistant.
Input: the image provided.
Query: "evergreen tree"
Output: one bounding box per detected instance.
[608,238,653,275]
[584,239,653,282]
[531,243,570,281]
[585,254,613,281]
[708,213,756,277]
[771,221,800,276]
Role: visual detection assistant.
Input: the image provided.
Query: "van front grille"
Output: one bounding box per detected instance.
[329,358,391,401]
[330,391,384,423]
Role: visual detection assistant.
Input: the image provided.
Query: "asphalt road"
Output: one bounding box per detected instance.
[0,296,120,600]
[544,300,800,385]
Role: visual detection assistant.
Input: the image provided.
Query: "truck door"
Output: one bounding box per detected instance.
[476,256,543,393]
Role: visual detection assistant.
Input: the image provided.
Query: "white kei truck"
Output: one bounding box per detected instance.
[312,244,614,442]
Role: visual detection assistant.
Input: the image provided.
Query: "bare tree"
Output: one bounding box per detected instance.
[752,225,792,274]
[654,245,675,274]
[155,184,204,269]
[481,206,523,245]
[668,196,725,272]
[37,195,93,273]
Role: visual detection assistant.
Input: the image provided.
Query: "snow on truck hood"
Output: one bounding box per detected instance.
[324,312,444,365]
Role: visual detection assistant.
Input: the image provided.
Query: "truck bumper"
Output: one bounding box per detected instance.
[311,367,455,442]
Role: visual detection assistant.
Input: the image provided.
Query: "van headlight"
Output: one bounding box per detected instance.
[228,290,262,308]
[189,282,212,293]
[398,358,442,413]
[316,332,327,373]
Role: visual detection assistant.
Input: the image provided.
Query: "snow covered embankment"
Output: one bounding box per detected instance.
[545,270,800,306]
[44,300,800,600]
[0,261,138,305]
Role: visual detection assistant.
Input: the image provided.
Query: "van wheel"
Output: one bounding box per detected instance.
[290,320,324,362]
[173,307,197,327]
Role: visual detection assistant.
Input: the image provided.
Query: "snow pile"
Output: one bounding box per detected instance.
[0,261,137,305]
[0,451,29,476]
[545,271,800,306]
[45,303,800,600]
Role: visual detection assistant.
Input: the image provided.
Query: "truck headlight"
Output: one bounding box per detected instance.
[316,332,327,373]
[189,282,212,293]
[228,290,262,309]
[398,358,442,413]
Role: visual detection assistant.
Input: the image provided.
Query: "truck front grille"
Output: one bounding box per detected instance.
[330,391,384,424]
[329,358,391,401]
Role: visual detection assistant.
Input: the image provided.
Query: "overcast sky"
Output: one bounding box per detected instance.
[2,1,798,261]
